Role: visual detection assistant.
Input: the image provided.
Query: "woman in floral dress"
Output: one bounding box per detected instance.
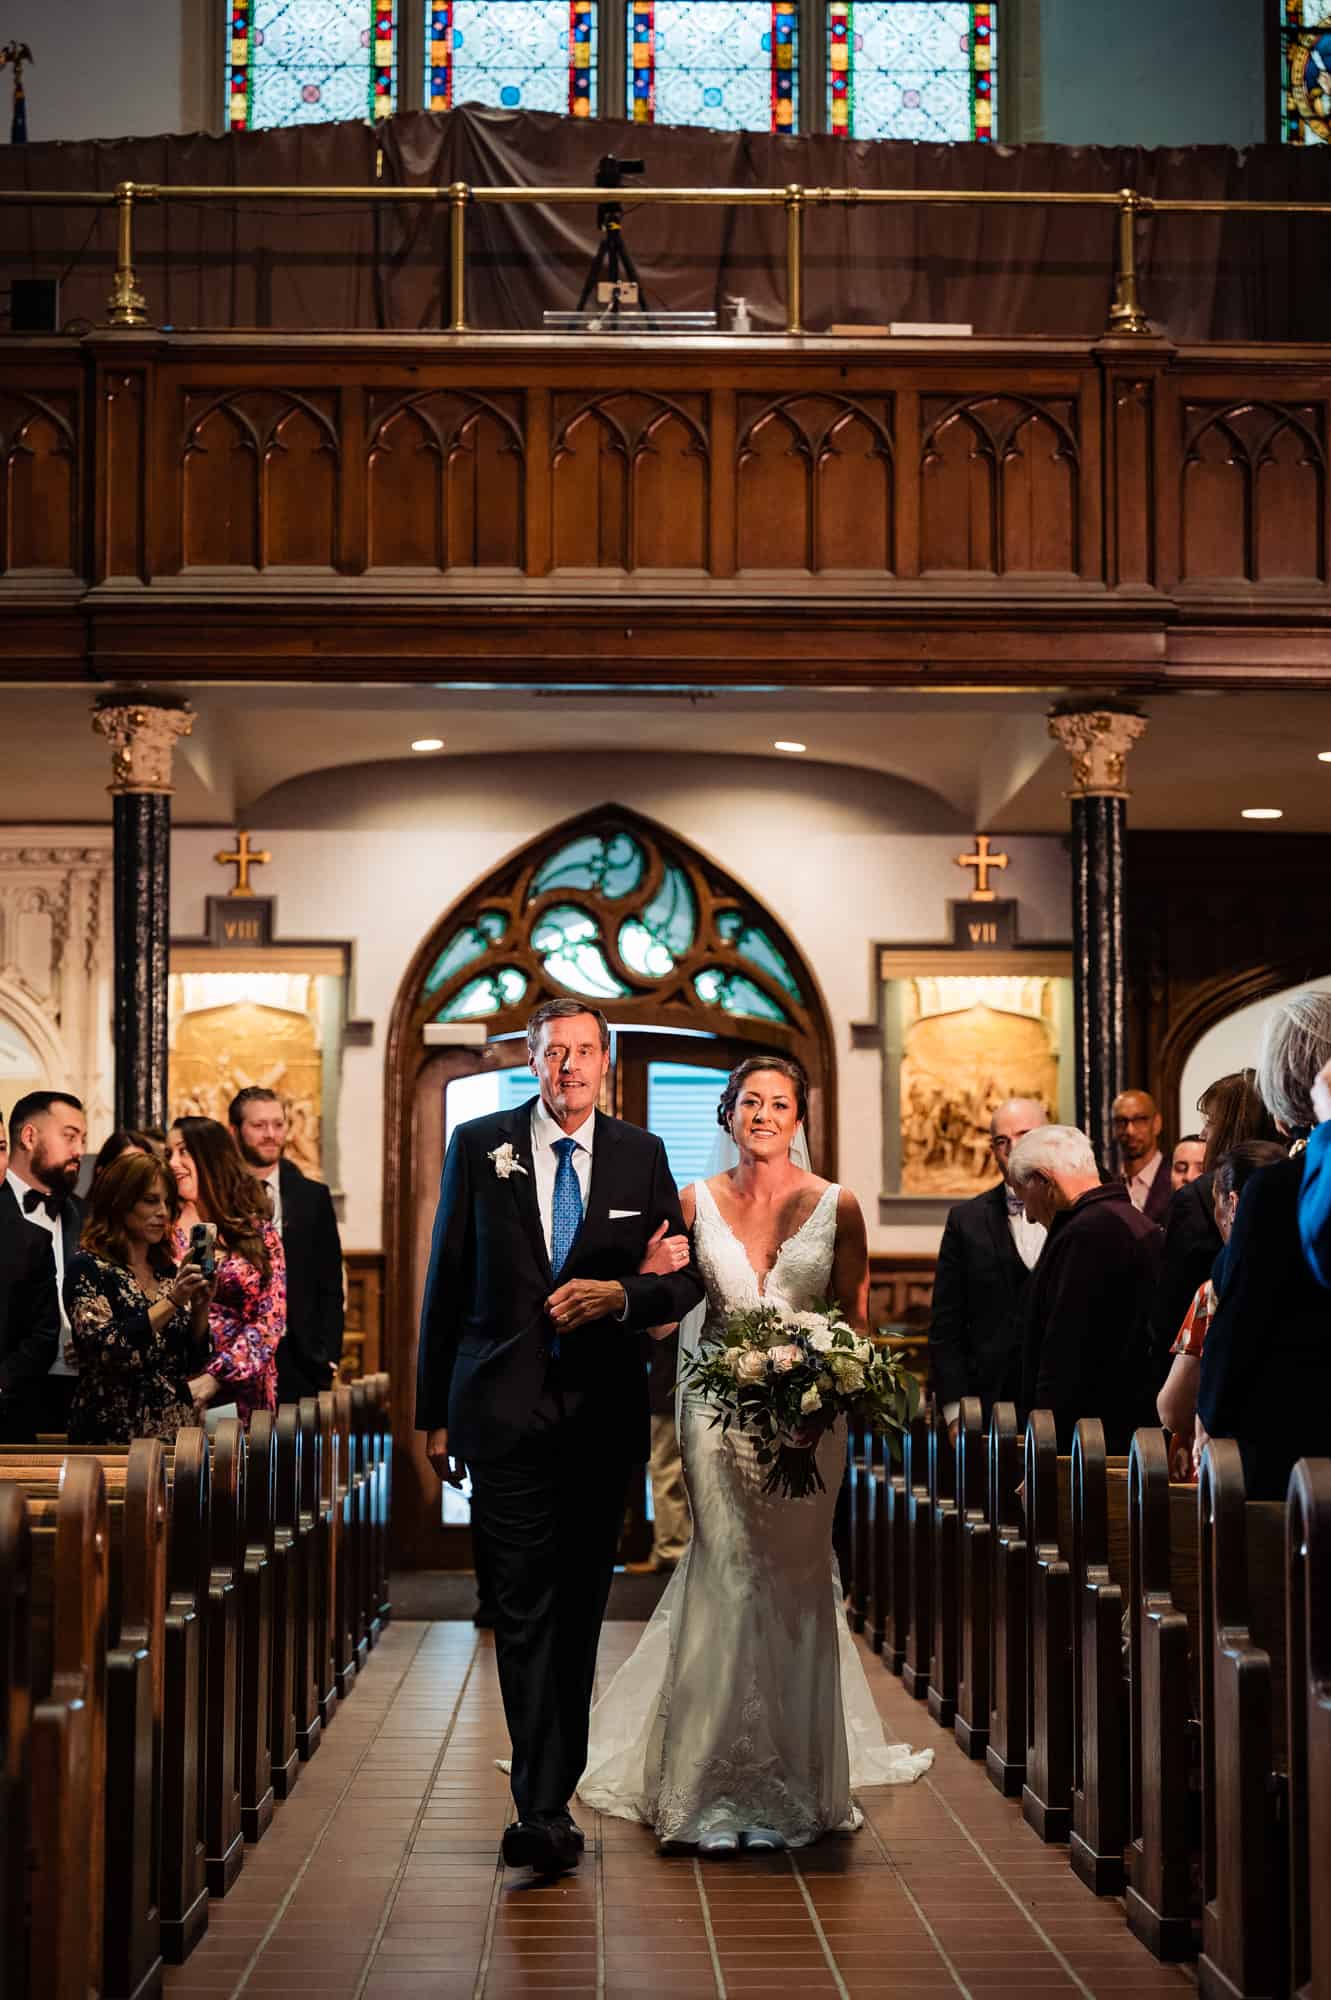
[167,1115,285,1425]
[64,1150,215,1444]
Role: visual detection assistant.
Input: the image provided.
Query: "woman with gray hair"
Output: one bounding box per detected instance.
[1198,988,1331,1499]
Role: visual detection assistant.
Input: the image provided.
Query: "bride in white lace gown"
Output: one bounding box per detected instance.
[578,1058,932,1853]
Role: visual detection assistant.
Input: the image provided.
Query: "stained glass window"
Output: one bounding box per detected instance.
[530,906,631,998]
[694,967,790,1022]
[424,911,509,993]
[529,831,645,901]
[427,0,596,114]
[227,0,397,130]
[1280,4,1331,142]
[828,1,994,141]
[628,0,796,129]
[715,910,803,999]
[437,967,529,1019]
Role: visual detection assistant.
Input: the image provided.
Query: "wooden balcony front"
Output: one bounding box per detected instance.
[6,328,1331,689]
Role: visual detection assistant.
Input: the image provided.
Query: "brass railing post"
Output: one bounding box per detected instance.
[784,184,805,335]
[448,181,469,333]
[1106,187,1151,337]
[106,180,150,329]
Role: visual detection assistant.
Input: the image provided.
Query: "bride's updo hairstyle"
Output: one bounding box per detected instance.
[717,1054,809,1134]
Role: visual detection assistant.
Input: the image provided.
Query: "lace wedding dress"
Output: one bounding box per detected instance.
[577,1178,933,1847]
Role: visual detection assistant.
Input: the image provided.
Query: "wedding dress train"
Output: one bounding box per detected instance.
[578,1179,932,1847]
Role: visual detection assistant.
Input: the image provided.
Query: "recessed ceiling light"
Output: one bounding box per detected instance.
[1241,807,1282,820]
[411,737,445,753]
[1319,751,1331,763]
[773,740,807,754]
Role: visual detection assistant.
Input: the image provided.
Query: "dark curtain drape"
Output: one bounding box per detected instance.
[5,106,1331,338]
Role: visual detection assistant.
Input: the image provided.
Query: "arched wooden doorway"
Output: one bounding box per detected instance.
[383,802,836,1568]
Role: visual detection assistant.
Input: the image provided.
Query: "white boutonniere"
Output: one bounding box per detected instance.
[488,1142,528,1181]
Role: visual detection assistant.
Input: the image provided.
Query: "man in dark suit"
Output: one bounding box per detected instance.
[1012,1123,1164,1453]
[4,1089,86,1434]
[1113,1088,1173,1226]
[0,1169,59,1443]
[928,1097,1048,1438]
[229,1087,345,1400]
[417,1000,702,1877]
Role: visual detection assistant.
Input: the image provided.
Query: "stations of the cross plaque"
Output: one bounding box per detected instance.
[955,833,1009,902]
[215,829,271,898]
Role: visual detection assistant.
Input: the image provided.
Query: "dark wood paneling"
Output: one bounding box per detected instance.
[0,385,79,577]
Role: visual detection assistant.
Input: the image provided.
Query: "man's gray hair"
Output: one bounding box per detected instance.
[1008,1124,1099,1189]
[525,996,611,1057]
[1255,988,1331,1131]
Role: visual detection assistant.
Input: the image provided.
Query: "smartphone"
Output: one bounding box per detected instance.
[188,1221,218,1279]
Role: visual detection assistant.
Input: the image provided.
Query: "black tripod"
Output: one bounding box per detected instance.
[576,193,656,326]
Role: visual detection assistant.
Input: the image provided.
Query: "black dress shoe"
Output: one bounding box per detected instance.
[551,1810,586,1851]
[502,1818,579,1874]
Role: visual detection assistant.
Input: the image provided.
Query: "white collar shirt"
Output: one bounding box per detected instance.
[262,1164,283,1232]
[530,1098,596,1261]
[6,1166,72,1362]
[1008,1206,1047,1271]
[1126,1150,1164,1212]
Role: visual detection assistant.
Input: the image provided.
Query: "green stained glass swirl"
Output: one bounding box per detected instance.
[437,966,528,1020]
[529,832,646,903]
[618,864,697,978]
[715,910,804,1002]
[693,968,789,1024]
[424,910,509,993]
[531,904,631,1000]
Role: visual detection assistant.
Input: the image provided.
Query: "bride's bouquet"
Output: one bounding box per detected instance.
[679,1300,920,1500]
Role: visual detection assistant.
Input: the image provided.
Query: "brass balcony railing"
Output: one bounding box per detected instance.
[5,176,1331,338]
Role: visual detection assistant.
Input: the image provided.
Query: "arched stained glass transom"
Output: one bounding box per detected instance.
[1281,4,1331,142]
[223,0,995,136]
[409,807,825,1064]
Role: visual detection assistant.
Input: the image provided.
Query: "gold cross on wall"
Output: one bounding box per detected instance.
[215,830,271,898]
[956,834,1009,902]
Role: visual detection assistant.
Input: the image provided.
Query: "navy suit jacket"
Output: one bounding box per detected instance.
[414,1099,703,1464]
[0,1181,59,1442]
[1299,1120,1331,1289]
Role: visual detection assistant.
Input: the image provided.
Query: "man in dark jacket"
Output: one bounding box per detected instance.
[928,1097,1048,1438]
[1011,1123,1164,1453]
[0,1174,59,1443]
[230,1087,345,1400]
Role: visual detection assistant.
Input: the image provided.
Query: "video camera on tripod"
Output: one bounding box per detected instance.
[577,154,650,321]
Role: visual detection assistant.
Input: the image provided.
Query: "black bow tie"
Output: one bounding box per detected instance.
[23,1186,66,1220]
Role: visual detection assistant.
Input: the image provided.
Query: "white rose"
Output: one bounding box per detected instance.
[768,1343,802,1373]
[853,1337,873,1364]
[734,1349,767,1384]
[800,1386,822,1415]
[828,1352,866,1393]
[807,1327,836,1354]
[785,1310,826,1333]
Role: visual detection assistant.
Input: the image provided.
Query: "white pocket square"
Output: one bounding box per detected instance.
[608,1208,642,1220]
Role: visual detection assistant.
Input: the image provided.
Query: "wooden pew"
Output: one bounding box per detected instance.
[269,1404,303,1795]
[877,1418,911,1676]
[901,1409,933,1701]
[324,1388,358,1701]
[986,1401,1027,1797]
[927,1399,959,1728]
[160,1428,211,1963]
[1125,1426,1199,1962]
[1197,1439,1289,2000]
[847,1416,873,1636]
[867,1428,889,1657]
[240,1411,276,1843]
[1285,1456,1331,2000]
[314,1391,342,1725]
[295,1395,329,1753]
[1022,1410,1073,1842]
[350,1382,377,1653]
[0,1485,30,1998]
[369,1373,392,1632]
[954,1397,990,1759]
[1069,1419,1131,1894]
[204,1417,246,1896]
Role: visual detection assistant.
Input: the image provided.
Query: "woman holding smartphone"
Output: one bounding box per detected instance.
[167,1115,285,1425]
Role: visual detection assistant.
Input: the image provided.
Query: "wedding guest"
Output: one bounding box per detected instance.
[90,1128,155,1188]
[1156,1141,1285,1477]
[0,1113,7,1177]
[228,1086,344,1401]
[1298,1053,1331,1287]
[1011,1124,1163,1452]
[0,1162,58,1443]
[1169,1135,1206,1191]
[5,1090,86,1434]
[64,1151,215,1444]
[928,1097,1048,1440]
[1112,1089,1172,1223]
[167,1115,284,1425]
[1199,991,1331,1498]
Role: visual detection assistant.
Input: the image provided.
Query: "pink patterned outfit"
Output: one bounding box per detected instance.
[176,1220,284,1425]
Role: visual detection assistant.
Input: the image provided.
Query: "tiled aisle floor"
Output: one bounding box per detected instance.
[164,1619,1199,1999]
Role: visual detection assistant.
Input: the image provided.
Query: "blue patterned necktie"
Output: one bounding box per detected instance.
[550,1137,583,1278]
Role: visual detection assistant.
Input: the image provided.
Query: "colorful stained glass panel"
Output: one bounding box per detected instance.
[828,1,994,142]
[428,0,597,115]
[629,0,797,131]
[227,0,397,131]
[1281,4,1331,142]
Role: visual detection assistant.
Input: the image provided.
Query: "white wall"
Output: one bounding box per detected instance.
[6,0,205,144]
[1179,973,1331,1134]
[170,750,1072,1255]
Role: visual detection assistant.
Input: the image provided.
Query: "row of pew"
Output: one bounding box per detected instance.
[0,1373,393,2000]
[844,1397,1331,2000]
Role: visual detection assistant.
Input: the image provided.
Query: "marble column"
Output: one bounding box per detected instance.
[1047,705,1148,1172]
[91,694,194,1131]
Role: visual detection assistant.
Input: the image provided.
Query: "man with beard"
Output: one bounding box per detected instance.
[229,1086,345,1400]
[5,1090,87,1433]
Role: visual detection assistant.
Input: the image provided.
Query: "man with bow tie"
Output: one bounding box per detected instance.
[928,1097,1049,1441]
[4,1090,87,1434]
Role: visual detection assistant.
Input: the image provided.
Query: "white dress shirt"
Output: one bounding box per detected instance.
[1008,1201,1047,1272]
[531,1097,595,1259]
[6,1166,73,1369]
[262,1163,283,1232]
[1125,1150,1163,1212]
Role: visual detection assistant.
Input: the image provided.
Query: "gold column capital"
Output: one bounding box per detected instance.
[1047,706,1147,799]
[92,693,194,796]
